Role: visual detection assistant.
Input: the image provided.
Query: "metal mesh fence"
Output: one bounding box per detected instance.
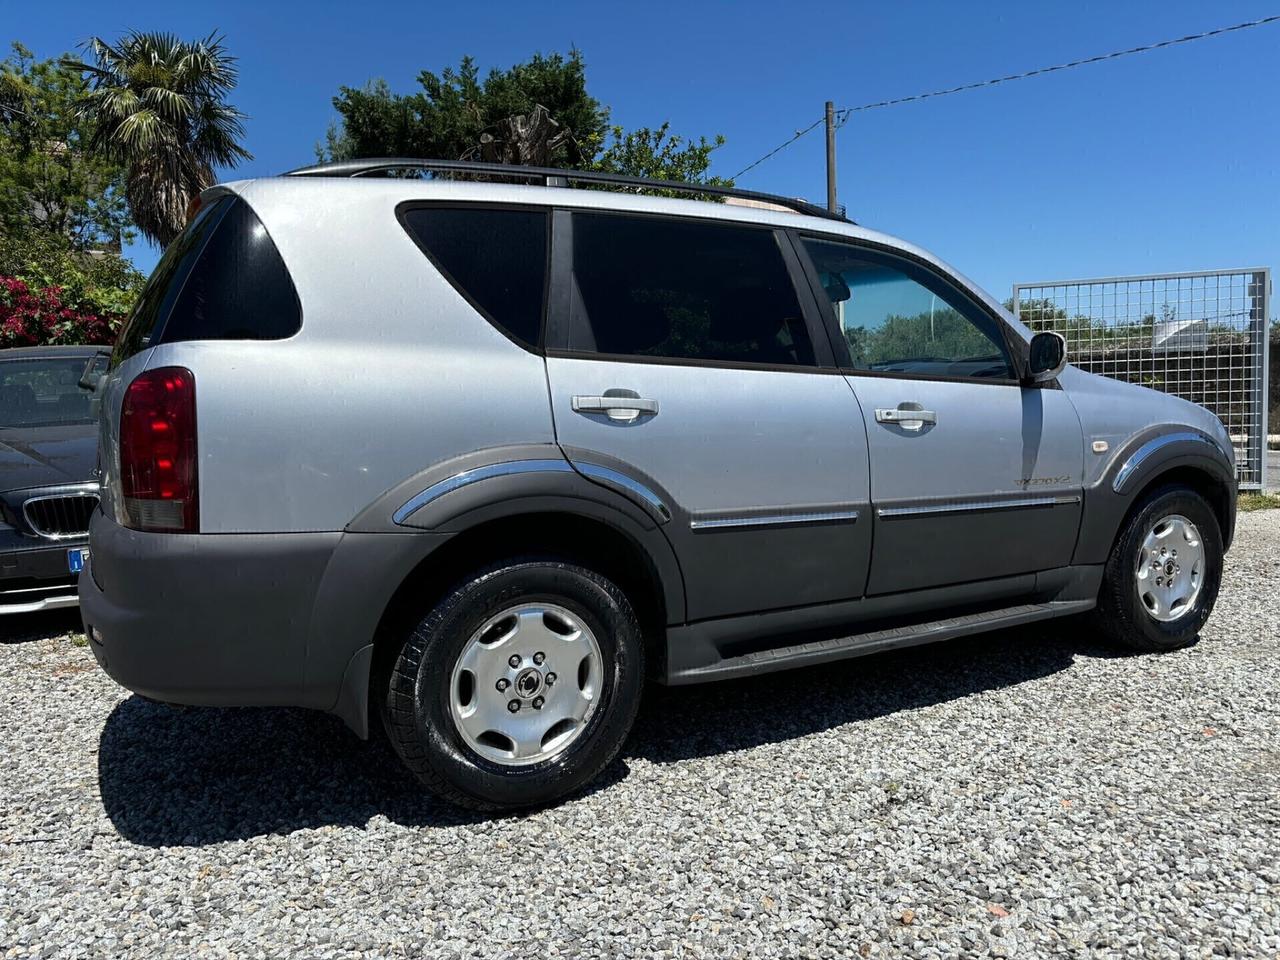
[1013,269,1270,489]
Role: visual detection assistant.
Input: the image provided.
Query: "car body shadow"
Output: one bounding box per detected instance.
[1,609,83,644]
[97,618,1126,847]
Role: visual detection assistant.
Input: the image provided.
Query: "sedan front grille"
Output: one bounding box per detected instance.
[23,493,99,540]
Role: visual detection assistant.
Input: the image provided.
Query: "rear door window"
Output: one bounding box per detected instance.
[565,213,816,368]
[399,206,549,348]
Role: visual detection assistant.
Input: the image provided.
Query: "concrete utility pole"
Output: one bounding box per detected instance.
[824,101,837,214]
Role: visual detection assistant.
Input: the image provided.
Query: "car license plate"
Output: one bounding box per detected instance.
[67,548,89,574]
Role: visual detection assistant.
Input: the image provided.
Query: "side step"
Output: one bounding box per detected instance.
[665,600,1095,685]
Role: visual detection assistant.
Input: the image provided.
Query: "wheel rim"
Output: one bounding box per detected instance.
[448,602,604,767]
[1134,513,1205,623]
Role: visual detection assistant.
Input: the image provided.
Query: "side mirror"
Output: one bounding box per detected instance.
[78,350,110,392]
[1027,331,1067,383]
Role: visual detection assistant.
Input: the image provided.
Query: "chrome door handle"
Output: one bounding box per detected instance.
[875,407,937,427]
[572,395,659,423]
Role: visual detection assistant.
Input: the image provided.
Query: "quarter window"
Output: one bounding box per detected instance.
[567,214,815,368]
[400,207,548,348]
[801,238,1014,380]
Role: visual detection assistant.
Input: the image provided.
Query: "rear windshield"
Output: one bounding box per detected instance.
[0,355,103,428]
[111,196,301,367]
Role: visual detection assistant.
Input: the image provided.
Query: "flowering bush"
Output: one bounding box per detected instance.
[0,275,121,347]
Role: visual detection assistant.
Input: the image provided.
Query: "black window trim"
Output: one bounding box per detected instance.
[793,230,1031,387]
[544,207,839,375]
[396,200,552,354]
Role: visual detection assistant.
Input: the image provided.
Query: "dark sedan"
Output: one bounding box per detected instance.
[0,345,106,614]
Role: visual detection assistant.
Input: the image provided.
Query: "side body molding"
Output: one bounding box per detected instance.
[379,450,672,531]
[1111,431,1220,494]
[1073,427,1237,565]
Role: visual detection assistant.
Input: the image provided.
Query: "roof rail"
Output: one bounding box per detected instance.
[283,157,847,222]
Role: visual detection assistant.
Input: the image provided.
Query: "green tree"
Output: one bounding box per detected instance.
[0,43,131,249]
[321,50,730,184]
[593,123,730,186]
[67,31,251,248]
[322,52,606,166]
[0,42,143,336]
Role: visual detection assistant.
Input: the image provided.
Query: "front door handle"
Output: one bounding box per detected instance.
[572,395,659,423]
[875,405,937,429]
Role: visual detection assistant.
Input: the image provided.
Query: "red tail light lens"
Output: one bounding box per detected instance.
[119,367,198,532]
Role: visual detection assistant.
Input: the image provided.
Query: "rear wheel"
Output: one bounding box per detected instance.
[1093,485,1223,652]
[382,559,644,811]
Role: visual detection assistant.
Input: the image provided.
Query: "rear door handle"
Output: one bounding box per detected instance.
[571,395,659,423]
[875,406,937,428]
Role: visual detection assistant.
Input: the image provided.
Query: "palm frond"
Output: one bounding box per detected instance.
[68,29,252,246]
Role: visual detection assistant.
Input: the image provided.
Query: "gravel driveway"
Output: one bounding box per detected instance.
[2,511,1278,959]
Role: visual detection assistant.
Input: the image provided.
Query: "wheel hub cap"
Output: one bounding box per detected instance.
[514,667,543,700]
[1134,513,1204,623]
[448,603,603,767]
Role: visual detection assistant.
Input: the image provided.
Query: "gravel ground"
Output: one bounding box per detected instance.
[2,512,1278,959]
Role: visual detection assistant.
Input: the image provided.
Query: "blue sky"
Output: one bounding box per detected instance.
[12,0,1280,302]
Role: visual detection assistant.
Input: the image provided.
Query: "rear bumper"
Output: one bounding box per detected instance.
[0,533,87,614]
[80,510,342,708]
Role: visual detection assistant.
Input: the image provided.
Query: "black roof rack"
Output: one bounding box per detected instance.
[284,157,847,222]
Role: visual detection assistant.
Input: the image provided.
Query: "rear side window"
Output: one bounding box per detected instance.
[163,199,301,344]
[567,214,815,368]
[110,197,300,367]
[400,207,548,348]
[111,197,232,367]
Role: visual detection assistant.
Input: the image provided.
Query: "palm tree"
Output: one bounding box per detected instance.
[66,32,250,248]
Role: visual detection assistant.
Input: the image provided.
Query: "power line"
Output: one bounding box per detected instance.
[731,13,1280,180]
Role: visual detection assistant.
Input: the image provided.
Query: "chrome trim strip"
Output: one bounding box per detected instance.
[877,495,1081,520]
[574,462,671,523]
[689,509,860,532]
[393,460,574,525]
[1112,431,1215,493]
[0,594,80,614]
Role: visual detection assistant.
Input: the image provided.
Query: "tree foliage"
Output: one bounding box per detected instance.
[593,123,730,187]
[322,52,605,166]
[0,42,143,341]
[66,31,251,248]
[844,307,998,368]
[321,50,731,185]
[0,43,131,249]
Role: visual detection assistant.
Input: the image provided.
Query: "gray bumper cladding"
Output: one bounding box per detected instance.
[80,511,341,708]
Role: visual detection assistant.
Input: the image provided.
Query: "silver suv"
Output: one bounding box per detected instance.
[81,159,1237,810]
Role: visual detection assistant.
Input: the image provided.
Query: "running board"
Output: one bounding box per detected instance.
[664,599,1095,684]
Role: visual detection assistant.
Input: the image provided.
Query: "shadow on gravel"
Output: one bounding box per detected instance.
[98,619,1125,846]
[97,698,630,846]
[627,619,1129,765]
[0,609,83,644]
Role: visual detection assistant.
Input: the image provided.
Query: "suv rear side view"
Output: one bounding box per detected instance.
[81,160,1237,810]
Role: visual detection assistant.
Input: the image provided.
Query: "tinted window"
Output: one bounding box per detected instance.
[0,356,98,427]
[802,238,1014,380]
[162,198,301,344]
[401,207,548,347]
[111,197,232,367]
[568,214,814,367]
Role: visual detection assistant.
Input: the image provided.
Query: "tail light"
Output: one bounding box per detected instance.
[119,367,198,532]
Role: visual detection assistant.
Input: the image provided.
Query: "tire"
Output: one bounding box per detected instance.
[382,558,644,811]
[1093,484,1223,652]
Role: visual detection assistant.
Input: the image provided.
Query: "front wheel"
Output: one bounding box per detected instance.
[1093,484,1223,652]
[382,559,644,811]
